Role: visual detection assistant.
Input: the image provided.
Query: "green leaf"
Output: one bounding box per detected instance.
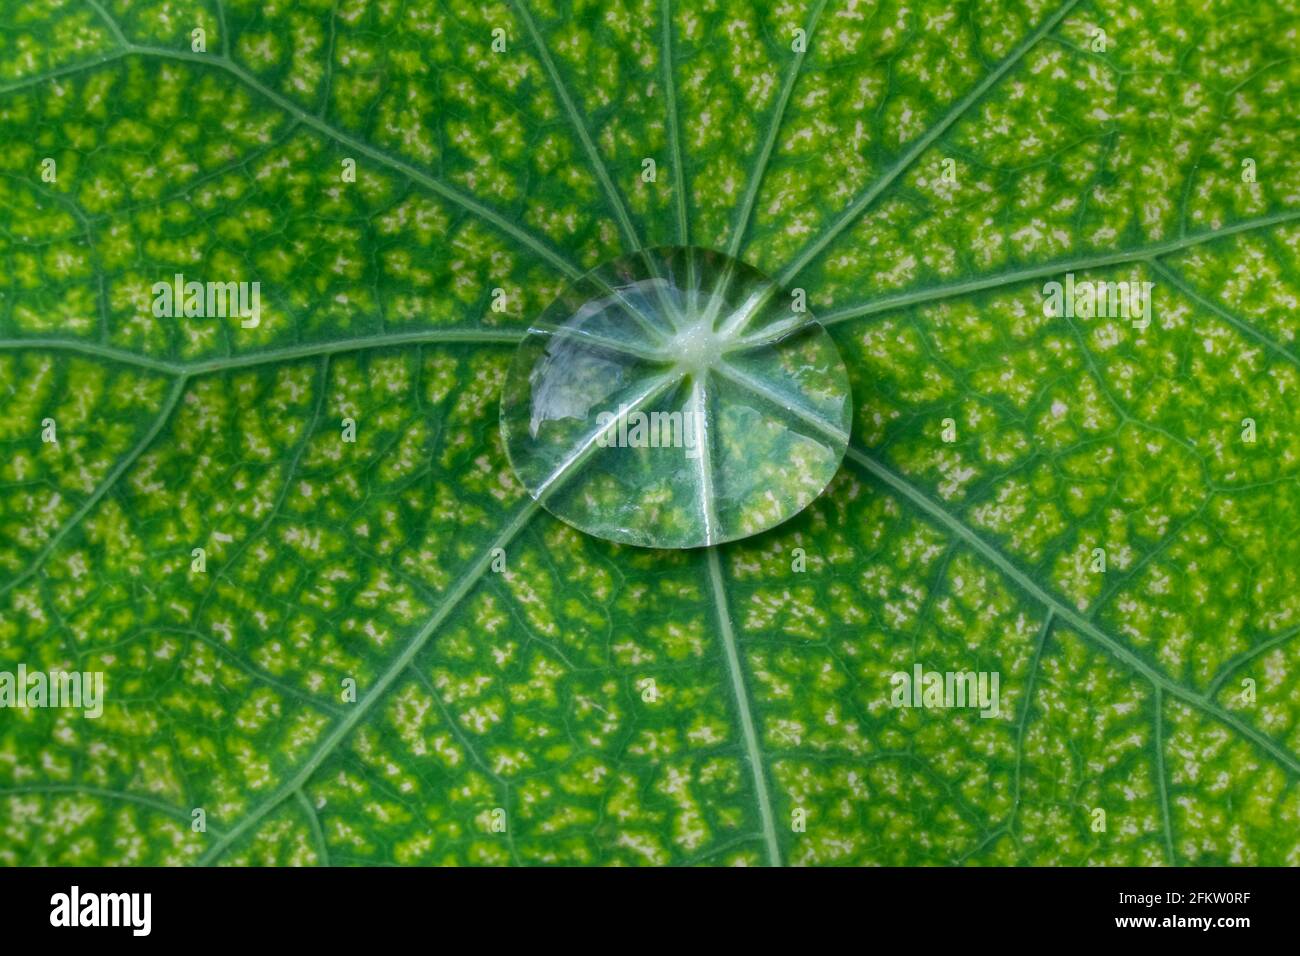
[499,245,852,548]
[1,0,1298,866]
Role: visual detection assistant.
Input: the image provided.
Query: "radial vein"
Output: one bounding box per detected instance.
[777,0,1083,286]
[706,548,781,866]
[1206,623,1300,698]
[713,360,849,445]
[728,0,829,258]
[198,499,541,864]
[73,0,584,282]
[660,0,689,248]
[0,374,188,600]
[0,784,224,836]
[843,445,1300,779]
[294,787,330,867]
[819,208,1300,327]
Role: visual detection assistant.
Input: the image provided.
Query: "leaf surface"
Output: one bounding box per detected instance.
[1,0,1298,866]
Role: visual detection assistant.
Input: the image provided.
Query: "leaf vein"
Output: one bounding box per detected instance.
[777,0,1084,286]
[843,444,1300,780]
[706,548,781,866]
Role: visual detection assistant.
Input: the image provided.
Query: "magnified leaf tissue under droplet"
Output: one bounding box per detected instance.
[501,248,852,548]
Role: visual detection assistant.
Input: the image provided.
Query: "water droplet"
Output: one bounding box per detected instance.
[500,247,851,548]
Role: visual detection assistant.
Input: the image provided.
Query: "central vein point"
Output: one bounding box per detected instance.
[670,322,726,376]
